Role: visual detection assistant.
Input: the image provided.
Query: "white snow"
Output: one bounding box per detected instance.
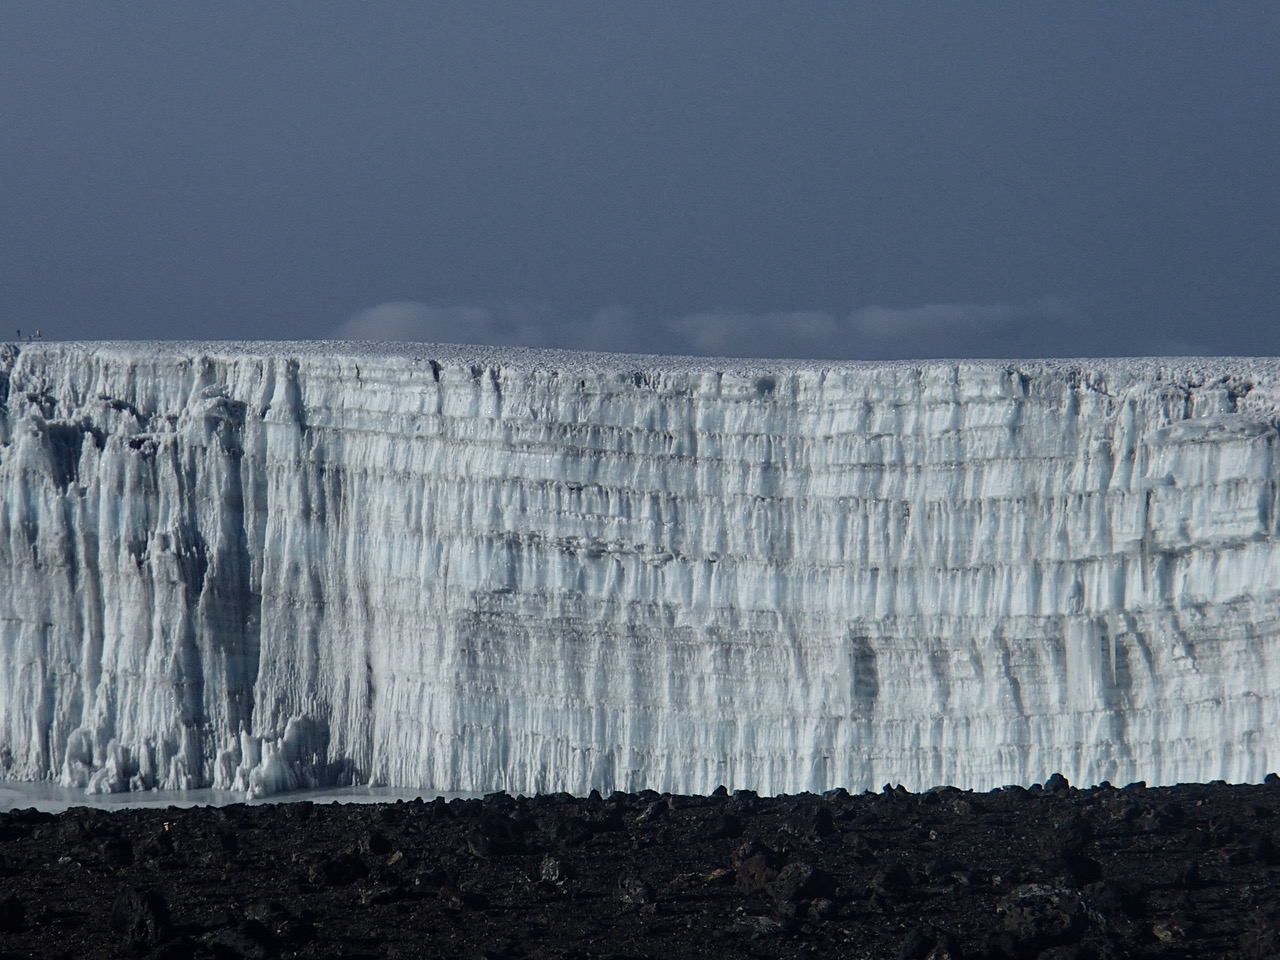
[0,340,1278,797]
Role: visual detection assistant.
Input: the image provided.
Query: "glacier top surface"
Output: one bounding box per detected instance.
[7,339,1280,379]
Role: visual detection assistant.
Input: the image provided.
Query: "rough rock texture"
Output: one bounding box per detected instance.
[3,780,1280,959]
[1,342,1279,796]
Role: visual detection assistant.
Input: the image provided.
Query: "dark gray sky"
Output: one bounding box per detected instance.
[3,2,1277,360]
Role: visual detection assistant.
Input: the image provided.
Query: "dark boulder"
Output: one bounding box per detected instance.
[111,888,172,950]
[770,861,836,903]
[616,874,655,905]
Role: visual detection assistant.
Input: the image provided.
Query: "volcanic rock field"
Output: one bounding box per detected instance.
[5,778,1280,959]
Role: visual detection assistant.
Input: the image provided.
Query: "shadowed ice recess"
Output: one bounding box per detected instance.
[0,341,1278,798]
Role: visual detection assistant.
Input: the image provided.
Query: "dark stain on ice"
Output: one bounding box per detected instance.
[1006,366,1033,396]
[992,634,1028,736]
[1227,377,1255,411]
[126,435,159,456]
[98,394,142,418]
[849,635,879,714]
[44,421,88,489]
[23,390,57,418]
[1096,628,1133,777]
[172,525,210,607]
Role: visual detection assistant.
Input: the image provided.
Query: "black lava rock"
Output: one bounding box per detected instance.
[1,780,1279,958]
[111,888,172,950]
[0,892,24,933]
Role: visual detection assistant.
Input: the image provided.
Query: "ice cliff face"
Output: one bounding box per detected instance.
[0,341,1278,797]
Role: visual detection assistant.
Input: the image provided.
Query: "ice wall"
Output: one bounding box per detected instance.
[0,341,1278,797]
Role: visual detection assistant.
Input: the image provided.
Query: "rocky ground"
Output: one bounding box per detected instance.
[3,776,1280,959]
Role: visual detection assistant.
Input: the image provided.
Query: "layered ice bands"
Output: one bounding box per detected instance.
[0,341,1278,798]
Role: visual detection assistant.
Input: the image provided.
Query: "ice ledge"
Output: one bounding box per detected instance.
[0,342,1277,798]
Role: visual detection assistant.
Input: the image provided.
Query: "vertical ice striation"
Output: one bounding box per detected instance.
[0,341,1278,797]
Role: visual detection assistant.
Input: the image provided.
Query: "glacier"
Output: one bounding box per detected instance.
[0,340,1278,798]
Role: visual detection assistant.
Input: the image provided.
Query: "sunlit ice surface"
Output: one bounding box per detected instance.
[0,341,1277,800]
